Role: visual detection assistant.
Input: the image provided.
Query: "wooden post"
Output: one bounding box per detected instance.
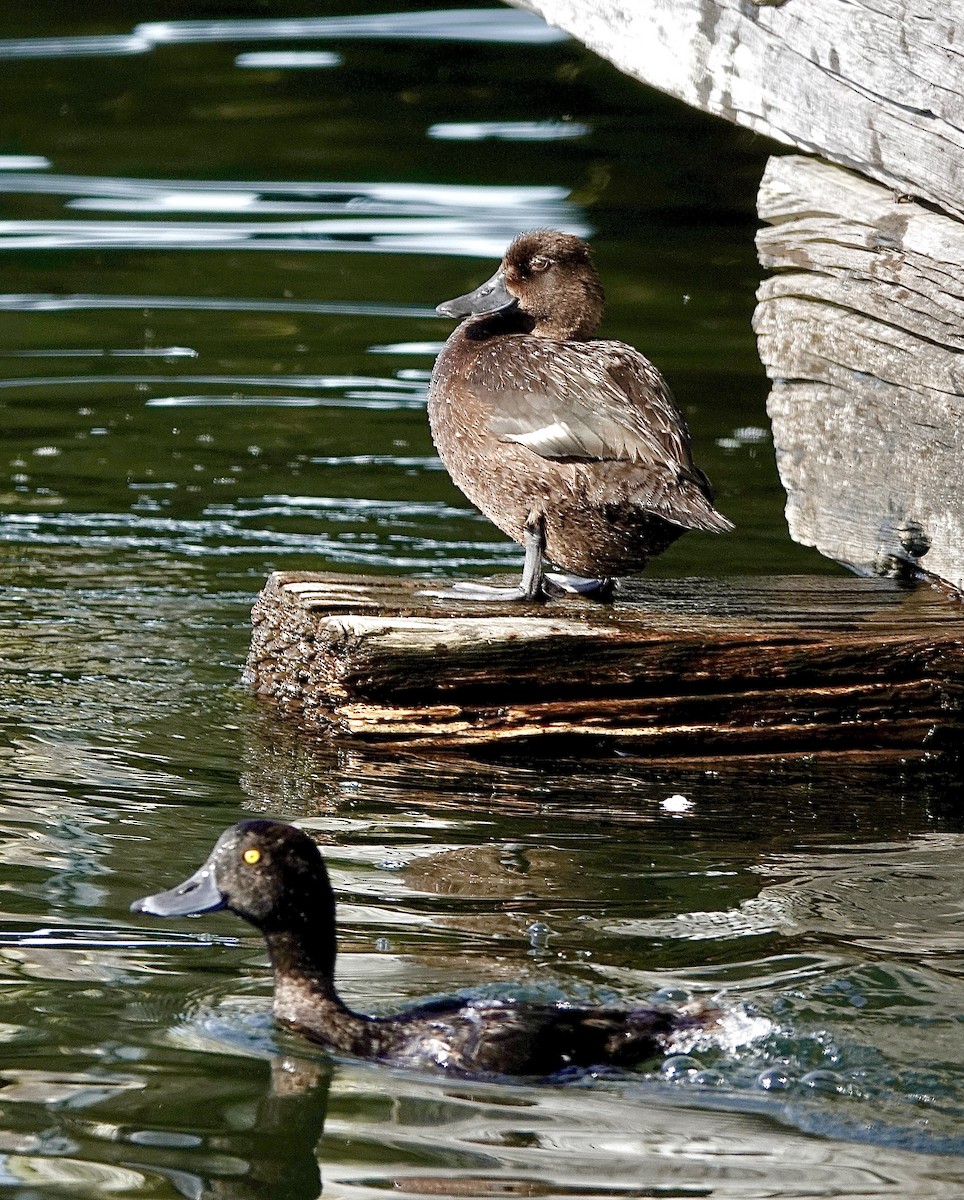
[755,156,964,590]
[246,572,964,756]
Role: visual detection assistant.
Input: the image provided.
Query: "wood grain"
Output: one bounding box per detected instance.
[755,156,964,590]
[245,571,964,754]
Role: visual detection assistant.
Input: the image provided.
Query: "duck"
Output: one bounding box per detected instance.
[132,819,710,1079]
[428,230,733,601]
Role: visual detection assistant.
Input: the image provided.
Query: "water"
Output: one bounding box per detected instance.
[1,1,963,1195]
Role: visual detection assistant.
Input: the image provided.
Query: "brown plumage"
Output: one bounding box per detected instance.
[429,230,732,597]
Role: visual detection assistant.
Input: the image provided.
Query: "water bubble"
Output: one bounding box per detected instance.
[375,937,391,952]
[660,793,693,814]
[527,921,552,950]
[661,1054,701,1081]
[756,1067,792,1091]
[820,1040,843,1065]
[800,1069,845,1094]
[693,1069,726,1087]
[650,986,690,1006]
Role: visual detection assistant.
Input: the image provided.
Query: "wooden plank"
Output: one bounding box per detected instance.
[245,571,964,755]
[754,155,964,591]
[508,0,964,219]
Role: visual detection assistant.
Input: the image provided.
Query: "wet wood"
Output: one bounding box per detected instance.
[755,155,964,592]
[245,571,964,755]
[508,0,964,220]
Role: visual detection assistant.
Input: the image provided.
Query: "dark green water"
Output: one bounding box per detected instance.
[1,3,963,1196]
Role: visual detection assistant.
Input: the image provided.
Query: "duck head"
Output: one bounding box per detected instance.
[436,230,605,340]
[131,819,336,938]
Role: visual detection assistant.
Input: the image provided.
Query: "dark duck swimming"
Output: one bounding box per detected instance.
[132,819,709,1078]
[429,230,733,601]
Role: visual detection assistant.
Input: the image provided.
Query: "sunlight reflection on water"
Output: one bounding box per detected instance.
[0,8,568,61]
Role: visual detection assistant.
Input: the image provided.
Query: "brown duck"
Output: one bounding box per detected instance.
[429,230,732,600]
[132,819,711,1079]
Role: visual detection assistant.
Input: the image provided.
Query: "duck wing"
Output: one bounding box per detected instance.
[463,1000,685,1075]
[360,995,716,1077]
[473,338,696,474]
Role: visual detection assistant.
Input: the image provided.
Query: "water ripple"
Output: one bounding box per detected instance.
[0,173,584,257]
[134,10,568,47]
[0,292,436,318]
[0,371,427,397]
[429,120,592,142]
[0,173,570,208]
[235,51,342,70]
[0,10,567,62]
[0,508,510,569]
[0,216,582,255]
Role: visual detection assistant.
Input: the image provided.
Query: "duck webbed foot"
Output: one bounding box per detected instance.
[544,573,615,600]
[430,513,549,602]
[444,581,541,601]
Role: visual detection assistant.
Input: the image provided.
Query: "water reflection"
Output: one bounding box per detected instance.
[0,1054,330,1198]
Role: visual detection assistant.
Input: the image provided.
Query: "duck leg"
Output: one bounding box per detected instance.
[518,512,547,598]
[434,512,548,602]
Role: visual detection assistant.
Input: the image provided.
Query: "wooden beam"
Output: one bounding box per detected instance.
[507,0,964,219]
[755,155,964,591]
[245,572,964,755]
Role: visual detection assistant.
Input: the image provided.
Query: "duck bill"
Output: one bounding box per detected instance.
[131,862,226,917]
[436,268,517,319]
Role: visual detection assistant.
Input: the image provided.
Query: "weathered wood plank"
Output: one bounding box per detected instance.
[508,0,964,219]
[245,571,964,754]
[754,155,964,590]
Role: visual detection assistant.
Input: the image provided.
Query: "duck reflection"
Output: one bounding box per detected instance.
[133,1054,331,1200]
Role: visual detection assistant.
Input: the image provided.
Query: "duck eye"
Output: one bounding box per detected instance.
[242,848,261,865]
[529,255,550,272]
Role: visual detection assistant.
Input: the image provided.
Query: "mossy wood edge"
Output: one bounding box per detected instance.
[245,572,964,755]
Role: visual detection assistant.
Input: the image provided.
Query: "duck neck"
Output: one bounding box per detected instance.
[264,925,372,1053]
[530,275,605,340]
[263,925,339,997]
[465,307,534,341]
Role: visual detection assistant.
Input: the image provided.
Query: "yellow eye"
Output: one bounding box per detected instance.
[242,848,261,865]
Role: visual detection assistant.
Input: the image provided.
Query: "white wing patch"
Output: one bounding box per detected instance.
[502,420,605,457]
[478,337,693,467]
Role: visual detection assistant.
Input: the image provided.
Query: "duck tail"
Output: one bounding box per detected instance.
[690,503,735,535]
[673,467,734,535]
